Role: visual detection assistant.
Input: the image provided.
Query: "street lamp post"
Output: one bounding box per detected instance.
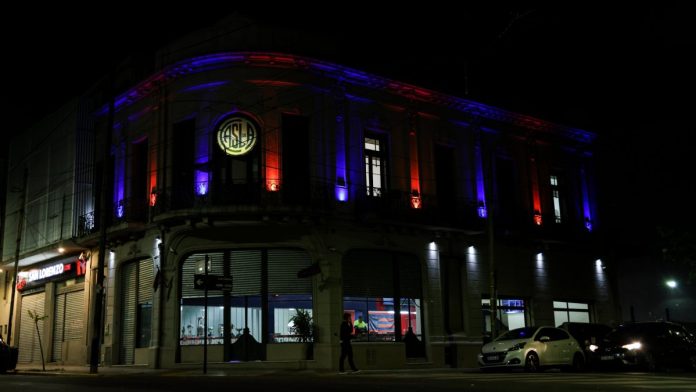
[665,279,677,321]
[6,168,28,347]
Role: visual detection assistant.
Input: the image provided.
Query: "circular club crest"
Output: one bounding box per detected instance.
[216,115,258,156]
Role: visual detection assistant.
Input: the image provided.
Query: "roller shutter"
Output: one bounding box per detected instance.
[119,258,154,364]
[18,292,46,363]
[342,250,394,297]
[52,288,84,362]
[268,249,312,295]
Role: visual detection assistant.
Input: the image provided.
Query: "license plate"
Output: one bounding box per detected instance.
[600,355,613,361]
[486,355,499,361]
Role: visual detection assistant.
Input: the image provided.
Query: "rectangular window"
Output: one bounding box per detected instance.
[130,139,148,221]
[281,114,310,204]
[434,145,456,212]
[553,301,590,326]
[172,119,196,208]
[550,175,562,223]
[364,133,387,197]
[482,298,527,335]
[136,303,153,348]
[495,158,517,225]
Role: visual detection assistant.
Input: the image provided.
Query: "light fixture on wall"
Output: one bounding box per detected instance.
[150,188,158,207]
[335,177,347,202]
[477,201,487,218]
[584,217,593,232]
[410,190,422,209]
[533,210,542,226]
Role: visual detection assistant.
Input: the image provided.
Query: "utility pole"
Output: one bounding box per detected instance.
[90,79,114,374]
[7,167,28,345]
[482,135,497,339]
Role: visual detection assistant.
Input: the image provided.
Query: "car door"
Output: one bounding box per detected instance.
[541,327,575,365]
[552,328,576,364]
[536,328,559,364]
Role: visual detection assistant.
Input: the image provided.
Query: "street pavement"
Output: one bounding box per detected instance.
[10,362,472,377]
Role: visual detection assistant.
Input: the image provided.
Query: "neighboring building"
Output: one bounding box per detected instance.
[1,17,615,369]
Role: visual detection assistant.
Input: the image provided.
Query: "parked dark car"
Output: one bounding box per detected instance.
[559,322,612,369]
[596,321,696,371]
[0,335,18,373]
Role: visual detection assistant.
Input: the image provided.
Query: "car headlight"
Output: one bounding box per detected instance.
[621,342,642,351]
[508,342,526,352]
[588,344,598,352]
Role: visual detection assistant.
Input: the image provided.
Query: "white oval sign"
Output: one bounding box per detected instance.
[216,115,258,156]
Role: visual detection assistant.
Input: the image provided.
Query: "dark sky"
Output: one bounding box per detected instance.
[4,6,693,131]
[3,5,695,250]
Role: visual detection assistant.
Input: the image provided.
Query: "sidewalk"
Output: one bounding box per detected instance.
[12,363,170,376]
[11,362,474,377]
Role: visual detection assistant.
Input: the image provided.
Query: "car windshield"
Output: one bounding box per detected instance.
[606,323,664,342]
[565,323,611,341]
[496,327,537,341]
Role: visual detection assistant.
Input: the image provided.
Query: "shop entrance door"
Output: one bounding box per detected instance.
[229,295,263,361]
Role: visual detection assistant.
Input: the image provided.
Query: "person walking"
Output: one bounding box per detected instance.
[339,312,359,374]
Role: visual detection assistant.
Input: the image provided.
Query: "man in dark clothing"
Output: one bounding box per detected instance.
[339,312,359,373]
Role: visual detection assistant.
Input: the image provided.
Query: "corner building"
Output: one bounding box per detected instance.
[1,20,616,370]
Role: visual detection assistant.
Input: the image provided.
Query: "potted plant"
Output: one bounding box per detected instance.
[289,308,316,359]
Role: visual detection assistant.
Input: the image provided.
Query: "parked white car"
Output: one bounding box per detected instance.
[478,326,585,371]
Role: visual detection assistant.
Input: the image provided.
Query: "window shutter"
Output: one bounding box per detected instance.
[268,249,312,295]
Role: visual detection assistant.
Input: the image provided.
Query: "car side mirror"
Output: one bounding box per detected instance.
[539,336,550,342]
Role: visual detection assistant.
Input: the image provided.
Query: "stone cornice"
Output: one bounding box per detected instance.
[99,52,595,144]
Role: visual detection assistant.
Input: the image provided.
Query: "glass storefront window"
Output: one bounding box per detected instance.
[268,294,313,342]
[180,296,263,345]
[136,303,152,348]
[482,298,527,336]
[553,301,590,326]
[344,297,404,342]
[180,298,226,345]
[400,298,423,339]
[180,249,313,348]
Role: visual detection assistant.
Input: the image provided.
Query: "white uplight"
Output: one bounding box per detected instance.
[666,280,678,289]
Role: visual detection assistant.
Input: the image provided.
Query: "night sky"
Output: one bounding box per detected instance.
[3,5,695,256]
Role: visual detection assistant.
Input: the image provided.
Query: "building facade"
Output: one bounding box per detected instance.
[1,22,616,370]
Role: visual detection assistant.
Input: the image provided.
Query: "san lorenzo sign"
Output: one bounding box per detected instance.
[216,115,258,156]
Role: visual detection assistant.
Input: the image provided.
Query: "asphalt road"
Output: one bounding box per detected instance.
[2,370,696,392]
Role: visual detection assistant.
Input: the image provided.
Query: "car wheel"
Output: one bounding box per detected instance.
[571,353,585,372]
[688,354,696,372]
[525,352,540,372]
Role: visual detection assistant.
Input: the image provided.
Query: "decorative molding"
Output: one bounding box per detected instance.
[98,52,595,144]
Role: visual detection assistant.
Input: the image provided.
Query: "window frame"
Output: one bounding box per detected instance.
[552,300,591,326]
[363,131,388,197]
[550,174,563,223]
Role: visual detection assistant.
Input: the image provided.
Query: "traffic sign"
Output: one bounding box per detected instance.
[194,274,233,290]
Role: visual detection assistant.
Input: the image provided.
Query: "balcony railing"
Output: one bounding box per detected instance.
[74,181,591,243]
[77,211,97,237]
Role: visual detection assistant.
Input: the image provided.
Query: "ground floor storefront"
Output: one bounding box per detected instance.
[7,222,618,370]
